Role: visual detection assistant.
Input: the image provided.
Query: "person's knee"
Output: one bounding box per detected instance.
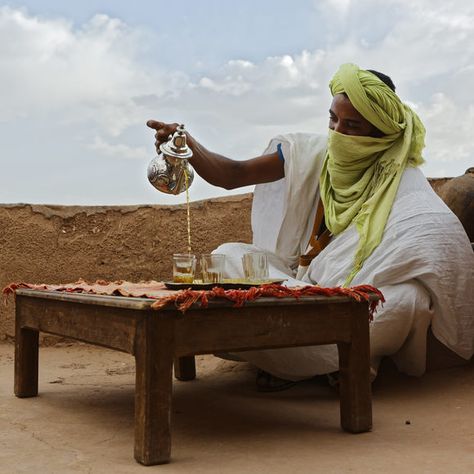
[373,283,420,322]
[370,281,431,356]
[213,242,244,254]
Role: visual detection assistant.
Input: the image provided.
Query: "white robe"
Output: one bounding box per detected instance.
[215,133,474,380]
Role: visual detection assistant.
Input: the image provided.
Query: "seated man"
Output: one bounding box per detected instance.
[147,63,473,388]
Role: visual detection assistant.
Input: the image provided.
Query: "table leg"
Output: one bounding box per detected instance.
[174,356,196,381]
[15,309,39,398]
[134,318,174,465]
[337,305,372,433]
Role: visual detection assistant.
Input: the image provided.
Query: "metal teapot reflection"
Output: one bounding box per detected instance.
[147,124,194,195]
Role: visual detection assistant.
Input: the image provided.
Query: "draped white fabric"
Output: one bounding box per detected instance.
[251,133,327,269]
[215,133,474,379]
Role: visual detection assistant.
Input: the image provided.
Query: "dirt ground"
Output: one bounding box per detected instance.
[0,342,473,474]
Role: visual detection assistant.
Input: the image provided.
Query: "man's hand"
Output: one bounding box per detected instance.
[146,120,183,154]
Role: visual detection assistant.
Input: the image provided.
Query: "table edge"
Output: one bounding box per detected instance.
[14,288,380,311]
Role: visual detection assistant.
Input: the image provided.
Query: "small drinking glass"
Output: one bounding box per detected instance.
[172,253,196,283]
[200,254,226,283]
[242,252,269,282]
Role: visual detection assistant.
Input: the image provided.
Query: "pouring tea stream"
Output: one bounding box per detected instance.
[148,124,194,254]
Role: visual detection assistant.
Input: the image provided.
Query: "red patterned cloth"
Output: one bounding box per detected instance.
[3,280,384,319]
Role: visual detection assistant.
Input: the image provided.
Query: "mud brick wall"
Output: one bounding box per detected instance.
[0,194,253,341]
[1,175,466,343]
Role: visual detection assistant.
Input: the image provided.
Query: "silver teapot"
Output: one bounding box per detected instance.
[147,124,194,195]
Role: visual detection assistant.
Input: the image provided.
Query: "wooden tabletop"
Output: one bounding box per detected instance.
[15,288,380,311]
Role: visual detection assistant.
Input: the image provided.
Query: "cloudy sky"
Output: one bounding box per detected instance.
[1,0,473,205]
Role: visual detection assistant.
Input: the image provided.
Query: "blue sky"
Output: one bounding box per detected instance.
[5,0,321,66]
[1,1,474,205]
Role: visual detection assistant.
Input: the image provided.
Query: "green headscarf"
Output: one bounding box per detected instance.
[319,63,426,286]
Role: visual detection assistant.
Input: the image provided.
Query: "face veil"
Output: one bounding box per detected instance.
[319,63,426,286]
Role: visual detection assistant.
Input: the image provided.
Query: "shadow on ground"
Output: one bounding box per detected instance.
[1,342,472,473]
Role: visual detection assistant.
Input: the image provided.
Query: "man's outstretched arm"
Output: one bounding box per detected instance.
[147,120,284,190]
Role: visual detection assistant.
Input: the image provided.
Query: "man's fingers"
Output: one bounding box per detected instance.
[155,129,171,140]
[146,120,180,137]
[146,119,165,130]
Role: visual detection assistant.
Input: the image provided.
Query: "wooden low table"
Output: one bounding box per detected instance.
[14,289,377,466]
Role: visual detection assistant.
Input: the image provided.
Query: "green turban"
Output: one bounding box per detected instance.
[319,63,426,286]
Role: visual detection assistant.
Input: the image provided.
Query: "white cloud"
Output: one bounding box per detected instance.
[1,2,474,205]
[89,136,149,160]
[323,0,352,14]
[418,93,474,171]
[0,7,177,125]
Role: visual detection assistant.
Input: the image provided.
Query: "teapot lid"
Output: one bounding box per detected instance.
[159,124,193,159]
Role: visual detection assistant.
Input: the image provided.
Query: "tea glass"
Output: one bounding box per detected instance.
[242,252,269,282]
[200,254,226,283]
[172,253,196,283]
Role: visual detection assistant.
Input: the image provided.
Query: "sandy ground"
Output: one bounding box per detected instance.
[0,342,473,474]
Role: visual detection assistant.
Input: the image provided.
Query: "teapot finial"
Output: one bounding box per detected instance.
[159,124,193,160]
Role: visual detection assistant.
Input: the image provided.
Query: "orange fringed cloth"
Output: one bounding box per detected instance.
[3,280,384,320]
